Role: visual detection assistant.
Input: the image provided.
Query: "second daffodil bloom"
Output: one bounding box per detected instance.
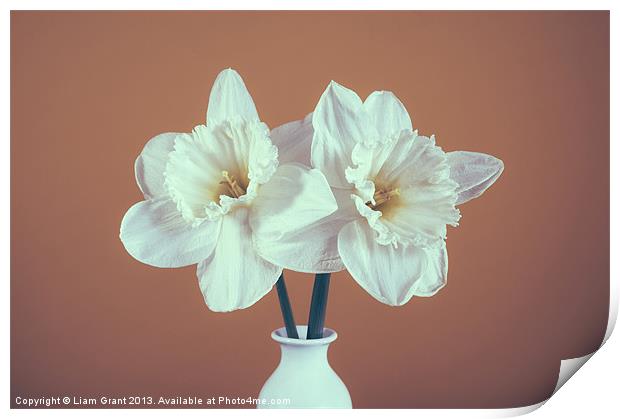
[120,69,337,312]
[270,81,504,306]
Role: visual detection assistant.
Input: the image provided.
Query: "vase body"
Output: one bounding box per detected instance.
[258,325,352,409]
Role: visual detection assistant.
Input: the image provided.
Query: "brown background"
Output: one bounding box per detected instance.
[11,11,609,408]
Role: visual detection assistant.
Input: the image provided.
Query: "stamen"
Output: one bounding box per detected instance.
[220,170,246,198]
[367,187,400,210]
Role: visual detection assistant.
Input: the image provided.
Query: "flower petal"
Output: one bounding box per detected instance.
[269,113,313,166]
[338,219,428,306]
[120,197,221,268]
[197,207,282,312]
[253,187,356,273]
[206,69,259,126]
[447,151,504,205]
[134,132,179,199]
[311,81,375,188]
[410,243,448,297]
[363,90,412,139]
[250,163,337,241]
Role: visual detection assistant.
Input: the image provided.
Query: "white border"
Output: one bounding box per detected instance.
[4,2,617,418]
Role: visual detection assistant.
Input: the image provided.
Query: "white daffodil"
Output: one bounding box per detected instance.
[120,69,337,312]
[268,81,504,306]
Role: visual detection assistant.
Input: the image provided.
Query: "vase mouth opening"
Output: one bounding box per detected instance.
[271,325,337,346]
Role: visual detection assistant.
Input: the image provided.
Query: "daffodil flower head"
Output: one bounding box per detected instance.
[120,69,337,312]
[272,81,504,306]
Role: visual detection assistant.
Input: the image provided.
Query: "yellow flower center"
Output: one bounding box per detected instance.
[220,171,246,199]
[367,187,400,211]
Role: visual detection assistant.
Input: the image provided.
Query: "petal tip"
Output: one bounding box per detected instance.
[371,89,392,98]
[325,79,352,96]
[495,156,505,171]
[217,67,241,79]
[207,68,258,125]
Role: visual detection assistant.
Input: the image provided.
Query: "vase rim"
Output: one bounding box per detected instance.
[271,325,337,346]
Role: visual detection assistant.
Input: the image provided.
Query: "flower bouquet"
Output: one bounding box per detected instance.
[120,68,503,409]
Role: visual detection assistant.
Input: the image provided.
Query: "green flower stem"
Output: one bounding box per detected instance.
[275,273,299,339]
[307,273,331,339]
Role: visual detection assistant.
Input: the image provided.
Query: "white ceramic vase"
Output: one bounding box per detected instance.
[258,325,352,409]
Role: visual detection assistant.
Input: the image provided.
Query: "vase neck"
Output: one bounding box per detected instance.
[271,325,337,366]
[279,342,330,365]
